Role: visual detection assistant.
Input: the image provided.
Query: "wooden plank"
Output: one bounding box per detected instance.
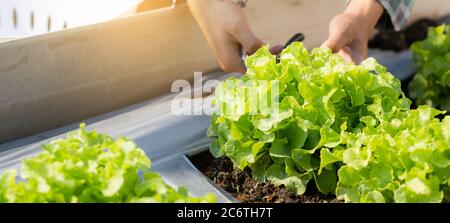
[137,0,173,12]
[0,0,449,143]
[0,4,218,143]
[246,0,345,49]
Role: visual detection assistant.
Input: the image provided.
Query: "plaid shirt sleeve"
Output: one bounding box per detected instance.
[234,0,414,31]
[376,0,415,31]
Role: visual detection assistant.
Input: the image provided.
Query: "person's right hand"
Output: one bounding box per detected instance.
[322,0,384,64]
[188,0,264,73]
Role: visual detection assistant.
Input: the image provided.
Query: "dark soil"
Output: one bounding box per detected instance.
[369,18,438,51]
[189,151,341,203]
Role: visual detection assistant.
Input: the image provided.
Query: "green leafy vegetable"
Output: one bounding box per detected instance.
[0,124,215,203]
[209,42,450,203]
[336,107,449,203]
[409,24,450,111]
[209,42,410,197]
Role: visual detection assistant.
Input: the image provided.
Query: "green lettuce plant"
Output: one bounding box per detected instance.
[333,106,450,203]
[208,42,410,196]
[208,42,450,203]
[0,124,215,203]
[409,24,450,111]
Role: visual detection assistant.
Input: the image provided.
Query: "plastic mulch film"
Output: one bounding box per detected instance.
[0,72,239,202]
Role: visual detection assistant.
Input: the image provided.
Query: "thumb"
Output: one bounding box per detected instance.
[321,19,348,53]
[270,45,284,55]
[322,35,345,53]
[232,27,264,55]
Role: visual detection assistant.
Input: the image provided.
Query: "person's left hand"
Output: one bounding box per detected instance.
[322,0,384,64]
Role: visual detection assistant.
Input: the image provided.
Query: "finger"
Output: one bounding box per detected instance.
[322,15,350,53]
[216,43,246,73]
[355,43,368,64]
[347,42,368,64]
[217,55,246,73]
[322,26,346,53]
[338,47,354,63]
[243,34,264,55]
[322,35,346,54]
[232,26,264,55]
[270,45,284,55]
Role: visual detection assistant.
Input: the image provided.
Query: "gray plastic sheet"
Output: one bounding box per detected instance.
[0,72,239,202]
[369,49,415,81]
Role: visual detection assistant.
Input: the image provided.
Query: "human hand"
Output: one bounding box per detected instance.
[188,0,264,73]
[322,0,384,64]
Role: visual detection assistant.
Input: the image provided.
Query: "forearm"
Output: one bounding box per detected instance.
[323,0,385,63]
[345,0,384,36]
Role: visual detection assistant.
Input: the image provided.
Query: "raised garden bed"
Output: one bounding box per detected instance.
[188,18,449,203]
